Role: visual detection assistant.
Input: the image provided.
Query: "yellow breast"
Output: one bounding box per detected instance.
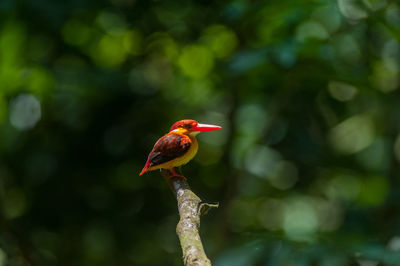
[149,136,198,170]
[176,136,198,166]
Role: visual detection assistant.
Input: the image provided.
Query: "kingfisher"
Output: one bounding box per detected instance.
[139,119,222,178]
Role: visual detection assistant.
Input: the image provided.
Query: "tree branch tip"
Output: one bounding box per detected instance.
[198,202,219,216]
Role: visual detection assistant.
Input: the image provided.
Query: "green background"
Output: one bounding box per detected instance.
[1,0,400,265]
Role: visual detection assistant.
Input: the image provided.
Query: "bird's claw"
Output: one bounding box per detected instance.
[168,168,187,180]
[172,174,187,180]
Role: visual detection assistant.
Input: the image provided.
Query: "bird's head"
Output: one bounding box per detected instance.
[169,119,221,136]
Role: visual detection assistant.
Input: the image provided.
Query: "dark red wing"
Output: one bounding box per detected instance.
[147,133,191,168]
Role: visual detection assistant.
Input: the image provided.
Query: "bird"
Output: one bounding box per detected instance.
[139,119,222,178]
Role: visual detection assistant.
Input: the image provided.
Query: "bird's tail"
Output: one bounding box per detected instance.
[139,161,151,176]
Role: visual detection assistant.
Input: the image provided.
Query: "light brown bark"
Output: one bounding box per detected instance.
[162,169,218,266]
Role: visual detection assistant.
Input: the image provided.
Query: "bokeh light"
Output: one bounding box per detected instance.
[329,114,375,154]
[178,44,214,79]
[328,81,358,101]
[338,0,368,20]
[283,197,318,241]
[9,94,41,130]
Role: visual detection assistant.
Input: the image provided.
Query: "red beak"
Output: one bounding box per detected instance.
[192,123,222,132]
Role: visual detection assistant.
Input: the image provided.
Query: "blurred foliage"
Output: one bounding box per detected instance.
[0,0,400,265]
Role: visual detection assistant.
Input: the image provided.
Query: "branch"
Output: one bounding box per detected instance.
[162,169,218,266]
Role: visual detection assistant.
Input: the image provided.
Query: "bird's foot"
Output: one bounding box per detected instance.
[169,168,187,180]
[171,173,187,180]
